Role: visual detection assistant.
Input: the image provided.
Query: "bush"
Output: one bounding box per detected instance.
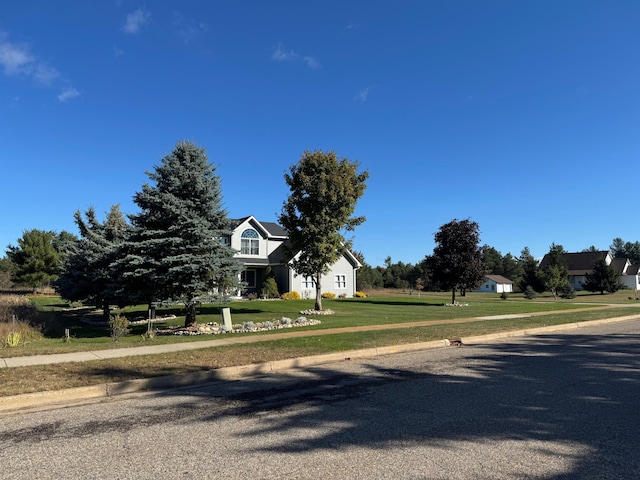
[523,286,537,300]
[321,292,336,299]
[109,314,129,342]
[500,292,509,300]
[354,291,367,298]
[261,277,280,299]
[558,283,576,299]
[282,291,301,300]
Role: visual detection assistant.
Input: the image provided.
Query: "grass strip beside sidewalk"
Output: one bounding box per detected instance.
[2,306,639,397]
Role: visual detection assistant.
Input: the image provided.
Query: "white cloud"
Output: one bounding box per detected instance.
[0,38,33,74]
[0,31,77,101]
[272,43,299,62]
[354,86,373,103]
[272,43,320,69]
[122,8,151,34]
[173,13,207,45]
[0,33,59,85]
[57,87,80,102]
[303,56,321,69]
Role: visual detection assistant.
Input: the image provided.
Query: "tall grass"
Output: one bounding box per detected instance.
[0,295,42,347]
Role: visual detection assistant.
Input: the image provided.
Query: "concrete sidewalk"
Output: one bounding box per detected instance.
[2,306,637,369]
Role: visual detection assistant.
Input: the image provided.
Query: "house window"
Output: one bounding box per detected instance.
[334,274,346,289]
[241,269,256,288]
[240,229,259,255]
[302,276,315,289]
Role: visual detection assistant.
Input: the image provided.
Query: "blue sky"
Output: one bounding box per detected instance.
[1,1,639,267]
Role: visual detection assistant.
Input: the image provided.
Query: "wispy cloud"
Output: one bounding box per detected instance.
[0,33,59,83]
[272,43,320,69]
[345,22,360,30]
[0,31,78,101]
[354,86,373,103]
[57,87,80,103]
[173,12,207,45]
[122,8,151,34]
[272,43,299,62]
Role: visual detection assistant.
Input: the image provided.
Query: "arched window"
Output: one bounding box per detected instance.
[241,229,259,255]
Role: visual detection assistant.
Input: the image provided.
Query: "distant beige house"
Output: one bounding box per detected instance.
[475,275,514,293]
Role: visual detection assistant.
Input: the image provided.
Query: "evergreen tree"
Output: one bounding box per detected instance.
[582,258,623,294]
[541,243,569,300]
[279,150,368,311]
[518,247,544,293]
[123,141,241,327]
[6,229,60,291]
[430,218,485,304]
[56,205,129,321]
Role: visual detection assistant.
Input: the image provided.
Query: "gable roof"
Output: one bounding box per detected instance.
[486,274,513,284]
[539,251,609,275]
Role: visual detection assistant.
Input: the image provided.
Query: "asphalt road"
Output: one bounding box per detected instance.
[1,319,639,479]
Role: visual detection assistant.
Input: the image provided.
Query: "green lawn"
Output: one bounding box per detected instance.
[2,291,638,357]
[1,292,639,396]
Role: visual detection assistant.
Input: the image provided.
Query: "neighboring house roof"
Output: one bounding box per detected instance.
[610,257,630,275]
[626,264,640,275]
[486,274,513,284]
[260,221,288,238]
[539,251,609,276]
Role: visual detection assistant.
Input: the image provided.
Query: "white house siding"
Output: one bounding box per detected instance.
[288,255,358,298]
[476,279,513,293]
[621,274,640,291]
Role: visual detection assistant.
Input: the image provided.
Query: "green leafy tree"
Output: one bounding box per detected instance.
[6,229,60,291]
[56,205,129,322]
[260,266,280,298]
[430,218,485,304]
[582,258,623,294]
[541,243,569,300]
[122,141,242,327]
[279,150,368,311]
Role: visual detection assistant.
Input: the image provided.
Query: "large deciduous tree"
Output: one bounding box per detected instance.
[123,141,241,327]
[279,150,368,311]
[6,229,61,291]
[56,205,128,322]
[430,218,484,305]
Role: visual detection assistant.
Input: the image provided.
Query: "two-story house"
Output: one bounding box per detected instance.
[227,216,361,298]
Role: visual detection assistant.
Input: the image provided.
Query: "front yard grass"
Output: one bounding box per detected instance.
[1,294,639,397]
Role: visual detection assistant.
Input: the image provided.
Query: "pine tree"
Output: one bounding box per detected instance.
[582,258,623,294]
[56,205,129,322]
[6,229,61,292]
[122,141,241,327]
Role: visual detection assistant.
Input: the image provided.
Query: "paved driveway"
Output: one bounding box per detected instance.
[1,319,639,479]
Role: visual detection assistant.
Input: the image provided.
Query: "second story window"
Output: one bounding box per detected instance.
[241,229,259,255]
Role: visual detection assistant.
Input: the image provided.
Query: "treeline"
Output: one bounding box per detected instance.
[355,238,640,294]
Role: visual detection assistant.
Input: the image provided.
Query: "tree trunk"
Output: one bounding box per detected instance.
[102,298,111,324]
[451,288,456,305]
[184,303,197,327]
[314,272,323,311]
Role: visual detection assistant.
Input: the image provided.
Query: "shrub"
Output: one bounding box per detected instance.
[109,314,130,342]
[281,291,301,300]
[243,321,255,331]
[500,292,509,300]
[261,277,280,299]
[558,283,576,299]
[523,286,537,300]
[321,292,336,299]
[354,291,367,298]
[280,317,292,325]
